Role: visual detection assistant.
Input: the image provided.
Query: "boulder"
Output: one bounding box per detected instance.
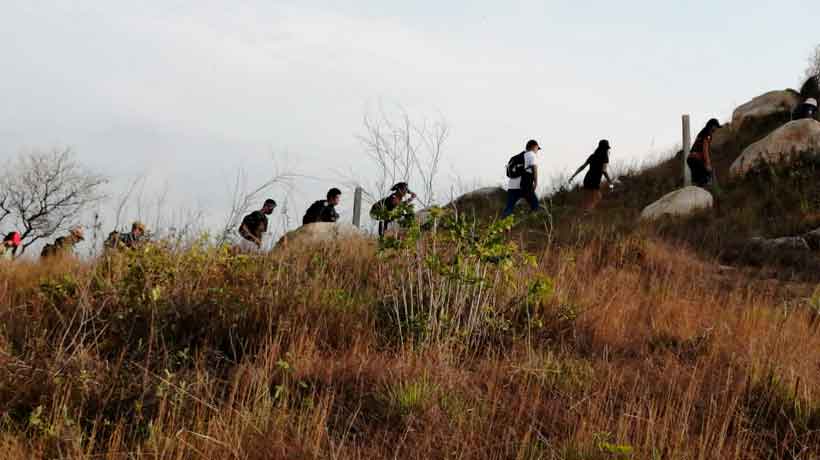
[640,186,713,220]
[749,236,810,251]
[444,186,509,219]
[276,222,366,247]
[709,125,734,153]
[731,90,800,133]
[729,119,820,177]
[449,187,507,210]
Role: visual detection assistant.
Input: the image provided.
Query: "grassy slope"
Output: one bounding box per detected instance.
[3,114,820,459]
[520,110,820,282]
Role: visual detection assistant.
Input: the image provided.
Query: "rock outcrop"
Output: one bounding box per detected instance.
[277,222,365,247]
[448,187,507,214]
[640,186,713,220]
[416,187,509,222]
[731,90,800,134]
[709,124,734,153]
[729,119,820,177]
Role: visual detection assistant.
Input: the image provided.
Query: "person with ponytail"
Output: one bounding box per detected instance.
[687,118,721,187]
[569,139,613,210]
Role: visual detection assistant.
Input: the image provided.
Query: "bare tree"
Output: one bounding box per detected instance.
[357,105,449,208]
[0,148,107,253]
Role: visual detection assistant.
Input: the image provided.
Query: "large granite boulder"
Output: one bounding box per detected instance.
[731,90,801,134]
[276,222,365,247]
[448,187,507,212]
[709,124,734,153]
[416,187,508,224]
[640,186,713,220]
[729,119,820,177]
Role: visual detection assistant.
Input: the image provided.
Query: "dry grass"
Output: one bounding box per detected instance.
[2,221,820,459]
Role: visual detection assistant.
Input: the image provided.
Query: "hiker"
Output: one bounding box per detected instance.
[106,221,147,250]
[238,198,276,250]
[371,182,416,237]
[1,232,22,261]
[502,139,541,217]
[792,98,818,120]
[687,118,721,188]
[302,188,341,225]
[569,139,613,210]
[41,226,84,258]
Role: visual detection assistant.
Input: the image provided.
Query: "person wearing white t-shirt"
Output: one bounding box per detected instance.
[502,139,541,217]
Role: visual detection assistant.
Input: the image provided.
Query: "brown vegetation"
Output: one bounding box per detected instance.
[2,213,820,459]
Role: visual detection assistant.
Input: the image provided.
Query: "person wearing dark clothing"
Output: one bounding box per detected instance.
[239,199,276,248]
[502,139,541,218]
[569,139,613,210]
[792,98,818,120]
[371,182,416,237]
[303,188,342,225]
[687,118,721,187]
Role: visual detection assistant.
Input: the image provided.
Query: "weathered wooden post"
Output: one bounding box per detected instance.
[682,114,692,186]
[352,186,363,227]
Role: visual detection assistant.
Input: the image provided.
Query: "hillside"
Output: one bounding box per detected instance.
[2,91,820,459]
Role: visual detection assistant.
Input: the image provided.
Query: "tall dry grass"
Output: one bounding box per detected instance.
[1,224,819,459]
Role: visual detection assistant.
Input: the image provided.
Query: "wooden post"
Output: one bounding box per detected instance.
[682,114,692,187]
[352,186,363,228]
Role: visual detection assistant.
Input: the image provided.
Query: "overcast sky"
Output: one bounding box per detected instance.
[1,0,817,242]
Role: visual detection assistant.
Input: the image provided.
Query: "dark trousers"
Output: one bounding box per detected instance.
[502,188,539,217]
[378,220,390,237]
[687,156,712,187]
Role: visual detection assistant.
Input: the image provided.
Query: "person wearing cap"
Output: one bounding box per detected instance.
[41,226,85,258]
[371,182,417,237]
[793,98,818,120]
[1,231,22,261]
[569,139,613,211]
[238,198,276,250]
[687,118,721,188]
[502,139,541,218]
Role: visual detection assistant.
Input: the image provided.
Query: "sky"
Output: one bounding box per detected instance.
[1,0,818,245]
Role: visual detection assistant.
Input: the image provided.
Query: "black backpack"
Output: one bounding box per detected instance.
[302,200,327,225]
[40,237,65,258]
[506,151,526,178]
[41,243,56,258]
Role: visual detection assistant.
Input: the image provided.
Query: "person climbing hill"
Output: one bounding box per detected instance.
[303,188,341,225]
[370,182,416,237]
[1,232,22,261]
[238,198,276,250]
[41,226,84,259]
[687,118,721,188]
[105,221,147,250]
[502,139,541,217]
[569,139,613,211]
